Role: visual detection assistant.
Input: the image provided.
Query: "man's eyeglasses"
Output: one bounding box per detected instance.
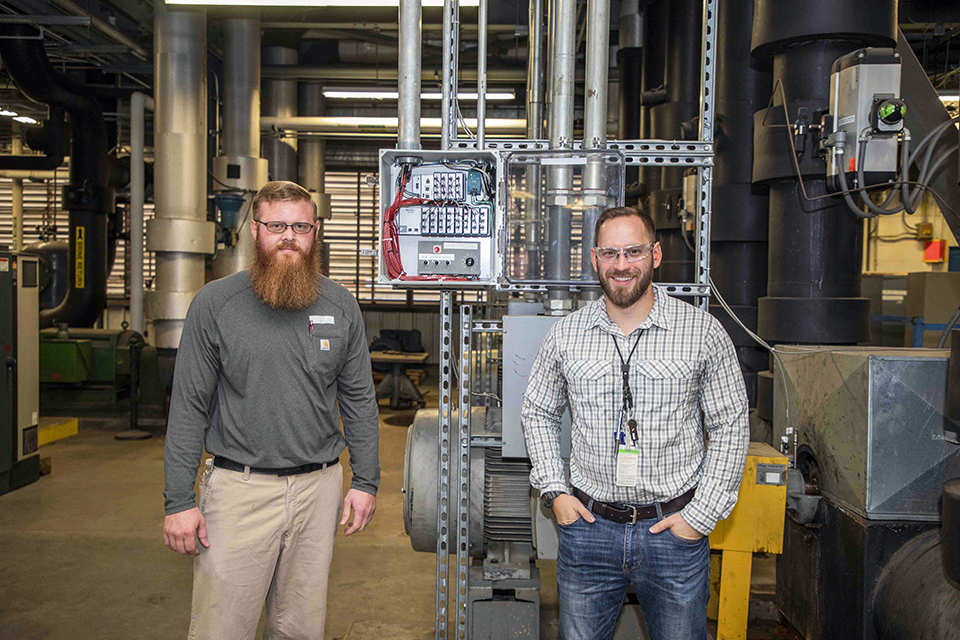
[254,219,317,235]
[594,243,656,263]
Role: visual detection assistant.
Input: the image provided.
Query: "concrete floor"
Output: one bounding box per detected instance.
[0,389,798,640]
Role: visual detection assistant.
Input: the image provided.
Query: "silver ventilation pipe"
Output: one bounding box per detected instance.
[148,4,214,349]
[262,46,298,182]
[580,0,611,300]
[524,0,546,281]
[398,0,422,151]
[545,0,577,306]
[299,81,332,275]
[476,0,488,148]
[212,11,269,280]
[130,91,154,335]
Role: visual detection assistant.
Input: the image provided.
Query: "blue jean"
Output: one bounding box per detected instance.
[556,506,710,640]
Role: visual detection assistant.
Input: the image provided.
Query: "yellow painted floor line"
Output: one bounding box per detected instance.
[39,418,79,446]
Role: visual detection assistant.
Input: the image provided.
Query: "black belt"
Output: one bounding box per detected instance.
[572,486,696,525]
[213,456,339,477]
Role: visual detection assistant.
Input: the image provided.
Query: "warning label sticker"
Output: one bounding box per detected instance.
[75,227,85,288]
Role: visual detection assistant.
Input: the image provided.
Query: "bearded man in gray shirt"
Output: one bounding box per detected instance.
[162,181,379,640]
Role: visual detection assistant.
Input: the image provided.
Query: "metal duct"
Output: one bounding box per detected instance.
[262,46,298,182]
[545,0,577,302]
[524,0,546,280]
[650,0,700,288]
[299,80,330,275]
[708,0,771,407]
[149,5,214,349]
[0,25,114,328]
[751,0,895,346]
[398,0,422,151]
[483,447,533,543]
[211,12,269,281]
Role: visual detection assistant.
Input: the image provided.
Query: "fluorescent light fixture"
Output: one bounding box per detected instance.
[322,88,515,101]
[13,116,37,124]
[166,0,478,5]
[939,94,959,102]
[0,110,18,117]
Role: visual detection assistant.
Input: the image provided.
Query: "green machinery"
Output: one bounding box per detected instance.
[39,328,167,415]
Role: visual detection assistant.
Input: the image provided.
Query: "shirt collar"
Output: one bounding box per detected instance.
[587,285,672,335]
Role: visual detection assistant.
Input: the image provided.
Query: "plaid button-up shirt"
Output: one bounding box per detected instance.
[521,286,749,534]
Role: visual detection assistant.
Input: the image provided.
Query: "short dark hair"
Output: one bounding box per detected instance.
[594,206,656,246]
[252,181,318,221]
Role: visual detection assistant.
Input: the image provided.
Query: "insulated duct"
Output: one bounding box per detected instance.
[709,0,771,407]
[211,11,269,281]
[0,25,114,328]
[149,5,215,349]
[649,0,700,287]
[262,45,298,183]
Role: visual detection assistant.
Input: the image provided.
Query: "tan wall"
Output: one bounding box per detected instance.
[863,191,958,274]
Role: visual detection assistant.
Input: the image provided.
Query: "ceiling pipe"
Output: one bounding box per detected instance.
[0,24,114,328]
[262,65,527,83]
[398,0,423,150]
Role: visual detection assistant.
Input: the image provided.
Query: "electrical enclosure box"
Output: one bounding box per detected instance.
[827,48,901,191]
[377,149,626,290]
[378,149,501,288]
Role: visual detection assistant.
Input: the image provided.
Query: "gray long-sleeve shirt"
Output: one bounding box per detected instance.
[163,271,380,516]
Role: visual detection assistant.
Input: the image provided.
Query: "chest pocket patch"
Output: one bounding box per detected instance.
[310,327,345,381]
[563,359,614,410]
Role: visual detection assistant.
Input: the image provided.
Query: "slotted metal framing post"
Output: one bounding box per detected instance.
[457,305,473,639]
[436,292,454,639]
[695,0,717,311]
[441,0,460,149]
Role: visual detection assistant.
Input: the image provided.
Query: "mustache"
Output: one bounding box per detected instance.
[608,270,637,279]
[275,240,302,253]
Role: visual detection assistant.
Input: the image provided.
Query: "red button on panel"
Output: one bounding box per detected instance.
[433,245,441,253]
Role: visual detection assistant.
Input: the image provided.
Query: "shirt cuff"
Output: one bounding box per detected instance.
[350,479,379,496]
[538,481,570,497]
[679,500,718,536]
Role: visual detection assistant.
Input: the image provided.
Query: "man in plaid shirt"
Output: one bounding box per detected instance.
[522,206,749,640]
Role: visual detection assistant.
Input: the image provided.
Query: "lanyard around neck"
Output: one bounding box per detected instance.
[612,332,643,411]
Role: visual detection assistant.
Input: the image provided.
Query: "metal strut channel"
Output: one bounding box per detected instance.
[694,0,718,311]
[435,292,454,639]
[450,138,715,166]
[457,305,473,639]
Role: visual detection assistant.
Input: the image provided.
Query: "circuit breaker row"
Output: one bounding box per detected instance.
[410,172,467,200]
[397,205,490,237]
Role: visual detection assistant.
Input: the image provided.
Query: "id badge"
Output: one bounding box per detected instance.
[615,441,640,487]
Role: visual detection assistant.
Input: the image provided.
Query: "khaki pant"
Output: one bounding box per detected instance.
[188,460,343,640]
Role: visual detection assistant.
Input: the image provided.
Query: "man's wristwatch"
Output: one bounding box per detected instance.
[540,491,567,509]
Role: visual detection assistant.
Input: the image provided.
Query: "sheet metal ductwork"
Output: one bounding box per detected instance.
[0,25,115,328]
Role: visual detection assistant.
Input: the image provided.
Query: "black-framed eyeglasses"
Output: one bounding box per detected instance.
[594,243,656,263]
[254,219,317,235]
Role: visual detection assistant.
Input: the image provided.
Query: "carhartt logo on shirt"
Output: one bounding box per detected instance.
[321,339,331,351]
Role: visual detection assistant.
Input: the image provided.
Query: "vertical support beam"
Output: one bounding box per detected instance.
[441,0,460,150]
[524,0,545,280]
[130,92,154,335]
[11,122,23,252]
[476,0,488,148]
[435,291,454,640]
[696,0,718,311]
[717,548,753,640]
[457,304,473,640]
[398,0,422,151]
[299,82,329,274]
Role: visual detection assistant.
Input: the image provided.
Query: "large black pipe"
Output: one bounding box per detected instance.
[0,25,115,328]
[650,0,700,287]
[872,529,960,640]
[710,0,771,407]
[639,1,667,199]
[751,0,895,347]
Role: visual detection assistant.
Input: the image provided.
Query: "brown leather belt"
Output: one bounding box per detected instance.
[572,486,696,525]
